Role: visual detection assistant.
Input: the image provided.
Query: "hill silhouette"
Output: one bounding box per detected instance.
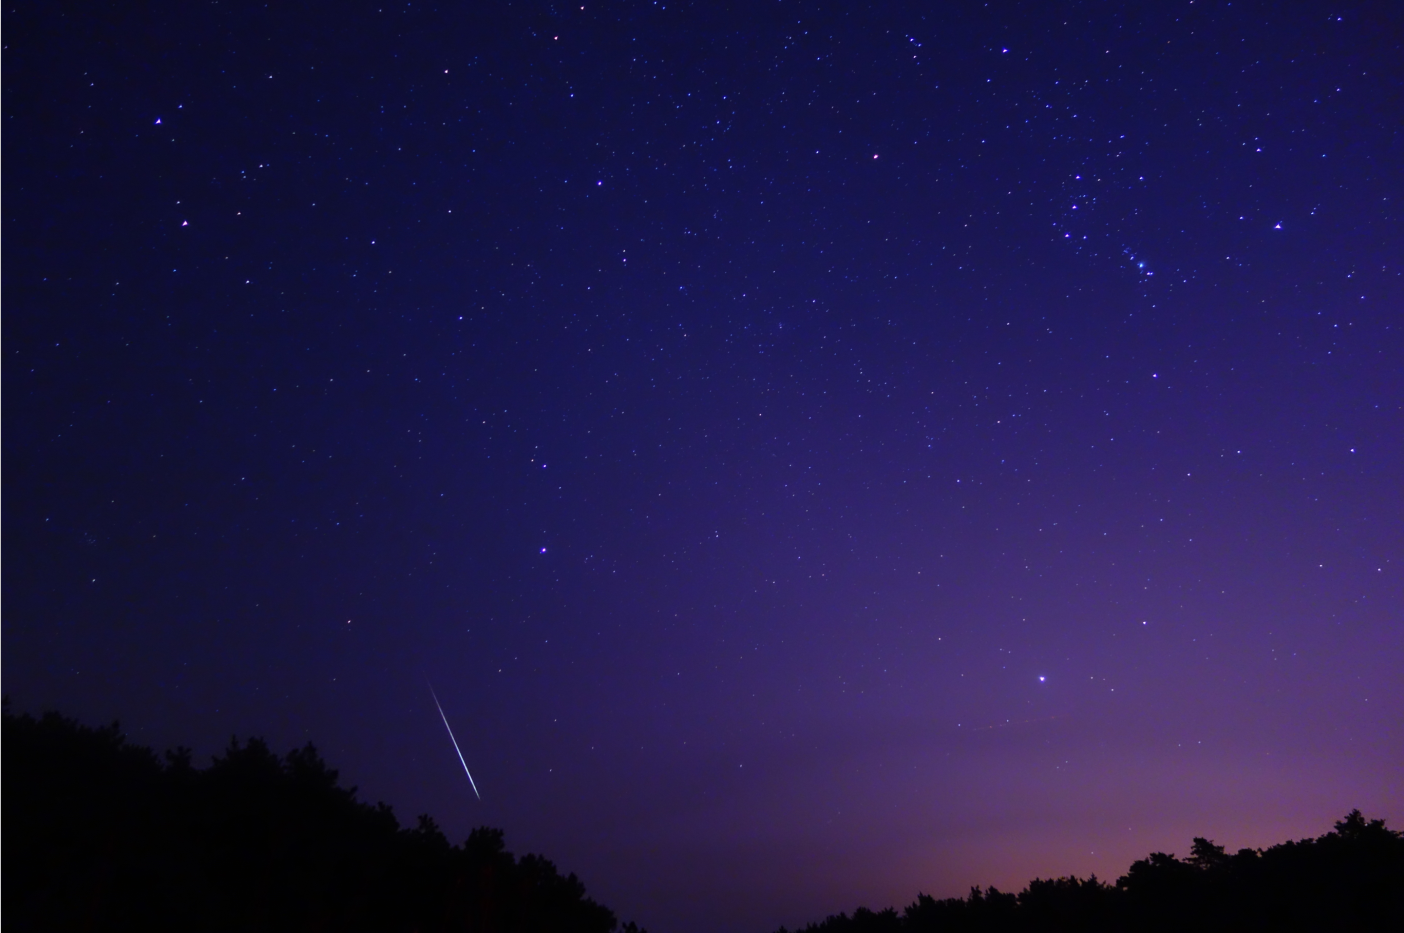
[4,705,641,933]
[776,813,1403,933]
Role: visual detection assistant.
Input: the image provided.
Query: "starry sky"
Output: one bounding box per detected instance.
[4,1,1401,930]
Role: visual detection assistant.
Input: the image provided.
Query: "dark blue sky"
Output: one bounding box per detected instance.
[5,2,1401,930]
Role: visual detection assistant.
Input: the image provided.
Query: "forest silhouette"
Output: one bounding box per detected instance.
[4,705,639,933]
[776,814,1403,932]
[6,705,1402,931]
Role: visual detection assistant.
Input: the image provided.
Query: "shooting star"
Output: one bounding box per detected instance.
[428,682,481,800]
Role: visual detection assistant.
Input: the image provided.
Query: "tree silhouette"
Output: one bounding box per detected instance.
[778,809,1403,933]
[3,706,637,933]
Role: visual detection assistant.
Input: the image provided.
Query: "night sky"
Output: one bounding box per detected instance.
[4,2,1401,930]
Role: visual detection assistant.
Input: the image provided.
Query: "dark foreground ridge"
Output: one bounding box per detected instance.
[3,707,644,933]
[777,815,1403,933]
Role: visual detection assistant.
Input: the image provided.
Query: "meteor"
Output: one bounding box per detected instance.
[428,683,481,800]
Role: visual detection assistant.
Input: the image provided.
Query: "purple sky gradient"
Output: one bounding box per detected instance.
[5,2,1400,931]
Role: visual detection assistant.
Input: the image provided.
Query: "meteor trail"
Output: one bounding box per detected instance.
[428,683,481,800]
